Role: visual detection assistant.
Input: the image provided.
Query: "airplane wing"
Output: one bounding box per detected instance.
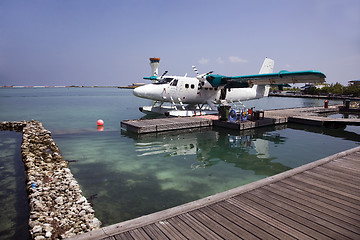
[206,70,326,88]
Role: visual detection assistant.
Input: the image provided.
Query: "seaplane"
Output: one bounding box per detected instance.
[133,57,326,117]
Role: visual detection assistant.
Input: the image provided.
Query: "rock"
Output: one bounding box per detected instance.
[55,196,64,205]
[76,196,87,204]
[32,225,42,234]
[79,210,86,217]
[34,236,45,240]
[45,231,52,238]
[92,218,101,228]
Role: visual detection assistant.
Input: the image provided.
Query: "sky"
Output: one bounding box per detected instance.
[0,0,359,86]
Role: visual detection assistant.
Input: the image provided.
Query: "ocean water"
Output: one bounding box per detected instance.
[1,88,359,236]
[0,131,29,240]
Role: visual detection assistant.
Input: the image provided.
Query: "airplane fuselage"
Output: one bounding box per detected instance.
[133,76,264,106]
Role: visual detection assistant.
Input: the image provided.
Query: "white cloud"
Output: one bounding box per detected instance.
[216,57,224,64]
[198,58,209,64]
[228,56,248,63]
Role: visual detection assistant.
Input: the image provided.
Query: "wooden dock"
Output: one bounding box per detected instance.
[289,115,360,127]
[213,116,287,130]
[121,117,213,134]
[121,105,360,134]
[70,146,360,240]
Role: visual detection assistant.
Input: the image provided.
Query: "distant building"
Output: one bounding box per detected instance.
[349,79,360,86]
[132,83,145,87]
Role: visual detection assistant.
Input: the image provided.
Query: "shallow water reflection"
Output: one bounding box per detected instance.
[56,123,359,226]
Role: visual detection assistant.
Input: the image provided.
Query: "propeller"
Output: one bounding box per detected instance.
[192,66,199,76]
[197,70,214,82]
[192,65,214,82]
[160,70,168,79]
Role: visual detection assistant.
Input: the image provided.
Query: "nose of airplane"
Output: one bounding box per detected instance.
[133,86,145,97]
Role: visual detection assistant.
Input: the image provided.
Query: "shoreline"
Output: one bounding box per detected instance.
[0,85,137,89]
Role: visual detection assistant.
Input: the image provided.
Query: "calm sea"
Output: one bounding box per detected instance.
[1,88,359,238]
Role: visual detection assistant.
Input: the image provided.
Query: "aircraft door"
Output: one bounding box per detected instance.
[220,88,227,100]
[168,79,179,99]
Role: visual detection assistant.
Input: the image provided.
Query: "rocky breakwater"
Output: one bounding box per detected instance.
[0,120,27,131]
[1,120,101,239]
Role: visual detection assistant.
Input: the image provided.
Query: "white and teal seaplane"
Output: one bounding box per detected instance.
[134,57,326,117]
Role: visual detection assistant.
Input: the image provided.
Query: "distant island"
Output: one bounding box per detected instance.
[0,85,142,89]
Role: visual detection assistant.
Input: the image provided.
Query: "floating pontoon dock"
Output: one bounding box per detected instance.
[121,105,360,134]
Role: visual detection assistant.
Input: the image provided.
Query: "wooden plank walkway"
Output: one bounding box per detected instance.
[289,115,360,127]
[70,146,360,240]
[121,117,213,134]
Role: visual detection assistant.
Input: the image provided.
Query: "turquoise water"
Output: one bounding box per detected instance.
[1,88,359,233]
[0,131,29,240]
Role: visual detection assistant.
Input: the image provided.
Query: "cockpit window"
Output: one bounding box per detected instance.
[170,79,178,86]
[154,78,174,84]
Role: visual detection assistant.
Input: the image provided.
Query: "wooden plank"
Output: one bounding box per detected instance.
[153,220,187,240]
[333,160,360,172]
[128,228,150,240]
[252,186,360,237]
[101,236,117,240]
[209,202,278,240]
[198,206,258,239]
[328,161,360,174]
[291,174,360,201]
[218,200,292,239]
[310,166,358,184]
[227,197,314,240]
[166,216,206,240]
[342,154,360,161]
[113,232,134,240]
[243,191,352,239]
[121,117,213,134]
[238,193,335,240]
[141,225,169,240]
[306,167,360,188]
[189,209,239,239]
[323,163,360,177]
[281,178,360,213]
[302,171,360,195]
[275,181,360,222]
[272,179,358,215]
[334,154,360,165]
[177,213,221,239]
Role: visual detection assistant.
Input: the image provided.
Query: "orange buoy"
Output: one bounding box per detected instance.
[97,119,104,126]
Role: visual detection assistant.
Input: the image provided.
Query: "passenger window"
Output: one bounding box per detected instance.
[191,84,195,89]
[185,84,189,88]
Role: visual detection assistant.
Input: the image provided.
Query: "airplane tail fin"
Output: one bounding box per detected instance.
[259,57,274,74]
[254,58,274,97]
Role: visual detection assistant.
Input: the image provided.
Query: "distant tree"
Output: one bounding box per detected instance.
[344,84,360,97]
